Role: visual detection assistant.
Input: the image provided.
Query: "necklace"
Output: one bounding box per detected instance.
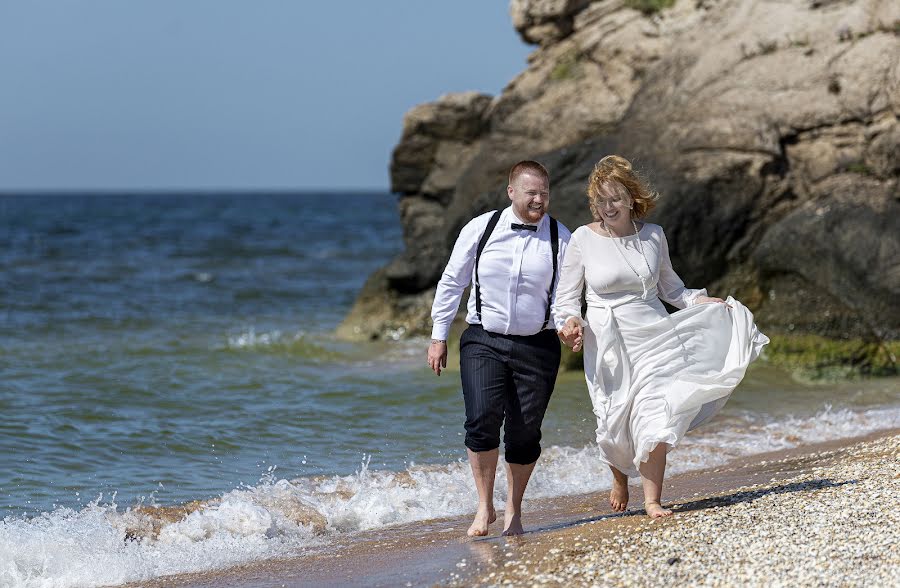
[603,220,654,298]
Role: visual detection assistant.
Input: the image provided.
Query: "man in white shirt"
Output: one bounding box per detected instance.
[427,160,572,536]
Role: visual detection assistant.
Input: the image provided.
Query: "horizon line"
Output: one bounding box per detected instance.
[0,187,395,196]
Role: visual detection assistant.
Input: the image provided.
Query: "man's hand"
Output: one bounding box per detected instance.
[428,340,448,376]
[557,317,584,352]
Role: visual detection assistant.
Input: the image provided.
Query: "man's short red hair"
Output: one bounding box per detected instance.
[508,160,549,185]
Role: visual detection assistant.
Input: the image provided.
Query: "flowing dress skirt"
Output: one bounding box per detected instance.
[583,296,769,477]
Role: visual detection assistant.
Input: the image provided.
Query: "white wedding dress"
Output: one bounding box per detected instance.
[552,223,769,477]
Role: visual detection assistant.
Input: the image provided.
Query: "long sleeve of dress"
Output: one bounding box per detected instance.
[546,234,570,331]
[656,228,707,309]
[430,218,481,340]
[552,233,587,331]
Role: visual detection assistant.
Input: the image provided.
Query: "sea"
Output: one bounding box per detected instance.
[1,192,898,587]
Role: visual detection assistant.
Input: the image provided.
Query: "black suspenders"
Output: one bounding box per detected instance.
[474,210,503,323]
[543,217,559,330]
[474,211,559,331]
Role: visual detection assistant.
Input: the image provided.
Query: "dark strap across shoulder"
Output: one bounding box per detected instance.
[475,210,503,321]
[542,216,559,330]
[475,211,559,331]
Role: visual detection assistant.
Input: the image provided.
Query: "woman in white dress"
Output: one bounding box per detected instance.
[553,155,769,518]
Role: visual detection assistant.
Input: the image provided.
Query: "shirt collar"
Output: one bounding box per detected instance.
[507,206,547,229]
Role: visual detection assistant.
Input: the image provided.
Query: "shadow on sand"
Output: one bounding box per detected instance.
[668,478,855,514]
[483,478,857,539]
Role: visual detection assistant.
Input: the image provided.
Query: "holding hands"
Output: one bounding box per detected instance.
[558,317,584,352]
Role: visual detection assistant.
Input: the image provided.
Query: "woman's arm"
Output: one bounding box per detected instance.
[552,233,587,350]
[656,228,710,309]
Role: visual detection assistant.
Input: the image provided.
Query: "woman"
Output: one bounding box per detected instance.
[553,155,768,518]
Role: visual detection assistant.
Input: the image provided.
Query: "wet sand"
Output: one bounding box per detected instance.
[125,428,899,588]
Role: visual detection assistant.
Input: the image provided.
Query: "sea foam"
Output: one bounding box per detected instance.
[1,404,897,588]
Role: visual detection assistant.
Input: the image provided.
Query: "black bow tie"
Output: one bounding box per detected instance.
[511,223,538,232]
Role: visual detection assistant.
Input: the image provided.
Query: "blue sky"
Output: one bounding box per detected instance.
[0,2,531,191]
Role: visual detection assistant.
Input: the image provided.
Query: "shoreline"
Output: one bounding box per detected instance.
[452,428,900,587]
[124,427,899,588]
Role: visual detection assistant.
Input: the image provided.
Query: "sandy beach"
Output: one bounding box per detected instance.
[450,429,900,588]
[124,428,899,588]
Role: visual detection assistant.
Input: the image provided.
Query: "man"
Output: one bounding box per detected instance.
[427,160,571,536]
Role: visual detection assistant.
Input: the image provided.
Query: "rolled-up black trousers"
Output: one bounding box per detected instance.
[459,324,561,465]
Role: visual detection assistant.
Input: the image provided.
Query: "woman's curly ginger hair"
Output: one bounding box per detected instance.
[587,155,659,221]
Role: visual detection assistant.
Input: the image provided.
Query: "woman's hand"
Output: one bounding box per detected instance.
[428,340,448,376]
[695,295,731,308]
[557,317,584,352]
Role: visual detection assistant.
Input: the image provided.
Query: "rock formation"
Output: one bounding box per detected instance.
[339,0,899,366]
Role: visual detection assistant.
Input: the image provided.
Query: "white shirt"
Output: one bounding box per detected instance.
[431,206,572,340]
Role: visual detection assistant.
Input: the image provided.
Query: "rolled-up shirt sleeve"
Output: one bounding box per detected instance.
[430,218,481,340]
[656,228,707,309]
[552,234,587,331]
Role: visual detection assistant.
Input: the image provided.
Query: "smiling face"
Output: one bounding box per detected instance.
[507,171,550,224]
[592,180,633,227]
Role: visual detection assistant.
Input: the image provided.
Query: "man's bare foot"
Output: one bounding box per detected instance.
[467,505,496,537]
[645,501,673,518]
[610,474,629,512]
[501,512,524,536]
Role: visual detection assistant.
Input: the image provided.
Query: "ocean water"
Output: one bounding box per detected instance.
[1,193,898,588]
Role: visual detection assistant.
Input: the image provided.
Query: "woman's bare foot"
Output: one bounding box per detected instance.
[467,505,497,537]
[501,512,524,536]
[645,501,673,518]
[609,470,629,512]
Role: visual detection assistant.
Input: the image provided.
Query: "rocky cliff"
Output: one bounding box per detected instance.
[339,0,899,371]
